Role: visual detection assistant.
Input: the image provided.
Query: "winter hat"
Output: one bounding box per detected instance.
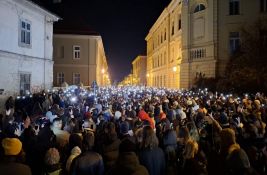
[115,111,122,120]
[120,121,129,135]
[2,138,22,156]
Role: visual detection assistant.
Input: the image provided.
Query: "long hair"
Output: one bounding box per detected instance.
[183,139,198,159]
[141,126,158,149]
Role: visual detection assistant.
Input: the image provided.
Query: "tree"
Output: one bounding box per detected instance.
[220,19,267,93]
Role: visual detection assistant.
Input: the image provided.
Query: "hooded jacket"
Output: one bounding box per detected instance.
[66,146,81,172]
[108,152,149,175]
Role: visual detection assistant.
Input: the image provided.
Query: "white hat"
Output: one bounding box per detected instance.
[114,111,122,120]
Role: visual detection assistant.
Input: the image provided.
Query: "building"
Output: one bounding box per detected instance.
[0,0,59,96]
[119,73,136,86]
[146,0,266,89]
[53,24,110,87]
[132,55,147,86]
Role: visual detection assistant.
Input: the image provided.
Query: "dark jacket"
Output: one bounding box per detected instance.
[108,152,149,175]
[138,147,166,175]
[183,158,207,175]
[102,135,121,170]
[0,156,32,175]
[70,151,104,175]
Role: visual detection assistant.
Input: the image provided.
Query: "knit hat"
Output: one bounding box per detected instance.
[120,121,129,135]
[2,138,22,155]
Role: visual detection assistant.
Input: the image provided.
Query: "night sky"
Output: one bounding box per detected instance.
[40,0,172,82]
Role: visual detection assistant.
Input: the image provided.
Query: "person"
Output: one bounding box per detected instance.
[182,139,207,175]
[0,138,32,175]
[219,128,251,175]
[51,118,70,149]
[101,122,121,170]
[108,138,149,175]
[70,132,104,175]
[138,126,166,175]
[44,147,62,175]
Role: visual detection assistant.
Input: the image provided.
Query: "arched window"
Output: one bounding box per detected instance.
[194,4,206,13]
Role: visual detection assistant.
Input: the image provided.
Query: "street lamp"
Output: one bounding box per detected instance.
[172,66,177,72]
[101,68,105,74]
[146,73,150,77]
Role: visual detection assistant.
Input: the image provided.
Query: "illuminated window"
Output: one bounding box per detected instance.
[20,73,31,95]
[194,4,206,13]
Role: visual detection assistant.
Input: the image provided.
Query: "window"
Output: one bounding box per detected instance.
[57,72,64,85]
[178,14,181,30]
[19,19,31,46]
[20,73,31,95]
[73,73,80,85]
[260,0,267,12]
[171,21,174,35]
[229,32,240,54]
[229,0,240,15]
[164,28,167,40]
[194,4,206,13]
[73,46,80,59]
[161,32,163,43]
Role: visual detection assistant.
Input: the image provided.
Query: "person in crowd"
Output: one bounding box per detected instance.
[70,131,104,175]
[182,139,207,175]
[138,125,166,175]
[51,117,70,149]
[0,137,32,175]
[108,138,149,175]
[44,147,62,175]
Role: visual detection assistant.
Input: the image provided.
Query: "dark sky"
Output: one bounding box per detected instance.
[42,0,171,82]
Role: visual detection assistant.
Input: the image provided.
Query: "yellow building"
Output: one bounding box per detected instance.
[146,0,265,89]
[132,55,147,86]
[53,25,110,87]
[119,73,136,86]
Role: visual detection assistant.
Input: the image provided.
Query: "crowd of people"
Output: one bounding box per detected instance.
[0,85,266,175]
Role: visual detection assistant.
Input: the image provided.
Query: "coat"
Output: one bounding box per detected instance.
[138,147,166,175]
[0,156,32,175]
[108,152,149,175]
[70,151,104,175]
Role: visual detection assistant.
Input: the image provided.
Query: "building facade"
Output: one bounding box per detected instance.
[0,0,59,96]
[132,55,147,85]
[53,27,110,87]
[146,0,266,89]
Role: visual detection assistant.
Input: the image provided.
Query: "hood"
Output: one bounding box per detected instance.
[71,146,82,156]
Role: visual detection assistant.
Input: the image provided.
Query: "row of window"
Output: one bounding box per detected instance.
[190,49,206,60]
[152,52,167,69]
[152,14,181,51]
[229,0,267,15]
[57,72,80,85]
[152,75,167,87]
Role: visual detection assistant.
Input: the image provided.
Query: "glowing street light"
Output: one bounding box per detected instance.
[172,66,177,72]
[101,68,105,74]
[146,73,150,77]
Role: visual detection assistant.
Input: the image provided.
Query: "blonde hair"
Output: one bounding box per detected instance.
[44,148,60,165]
[183,139,198,159]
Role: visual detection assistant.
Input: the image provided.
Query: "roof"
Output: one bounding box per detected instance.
[25,0,60,20]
